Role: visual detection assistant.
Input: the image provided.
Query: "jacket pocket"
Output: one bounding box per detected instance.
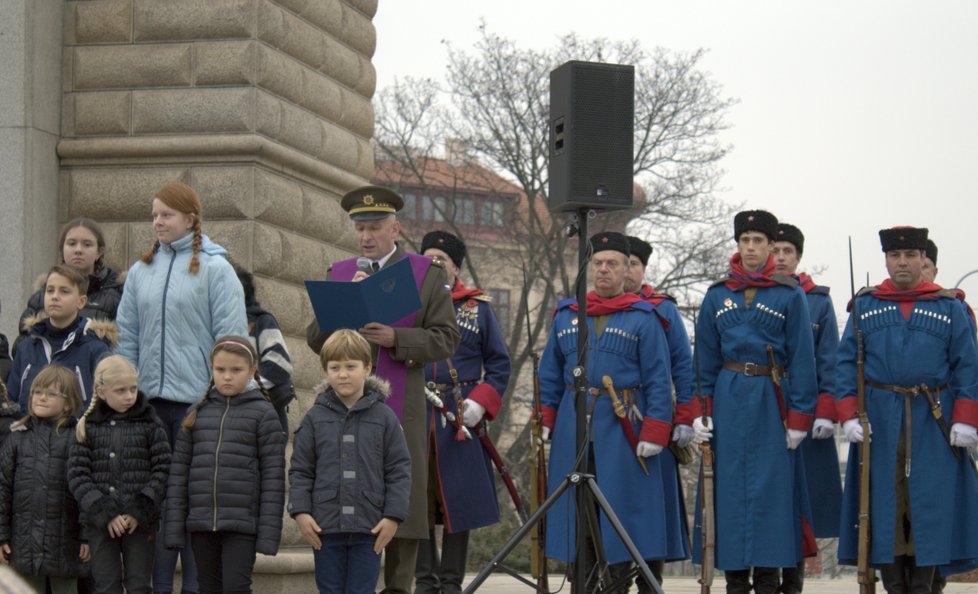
[313,488,338,505]
[362,489,384,511]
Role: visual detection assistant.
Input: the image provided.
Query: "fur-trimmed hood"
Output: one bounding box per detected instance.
[313,375,391,400]
[23,314,118,348]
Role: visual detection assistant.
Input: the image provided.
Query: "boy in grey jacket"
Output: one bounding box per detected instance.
[289,329,411,594]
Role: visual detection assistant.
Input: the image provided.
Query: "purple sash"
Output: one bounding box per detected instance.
[331,252,432,421]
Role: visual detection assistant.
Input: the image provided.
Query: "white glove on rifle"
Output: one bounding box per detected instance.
[692,417,713,444]
[786,429,807,450]
[462,400,485,427]
[672,424,695,449]
[812,418,835,440]
[950,422,978,450]
[636,441,663,457]
[542,427,551,441]
[843,418,871,443]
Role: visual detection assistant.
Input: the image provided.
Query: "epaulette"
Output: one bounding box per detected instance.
[630,301,654,312]
[807,285,830,296]
[771,273,799,289]
[556,297,577,311]
[847,286,877,312]
[471,294,493,303]
[935,289,961,300]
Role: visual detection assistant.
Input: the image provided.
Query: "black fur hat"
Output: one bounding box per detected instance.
[589,232,630,258]
[775,223,804,255]
[626,236,653,267]
[879,226,928,252]
[734,210,778,241]
[925,239,938,265]
[421,230,466,268]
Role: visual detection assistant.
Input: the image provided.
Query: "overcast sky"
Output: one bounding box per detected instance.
[372,1,978,305]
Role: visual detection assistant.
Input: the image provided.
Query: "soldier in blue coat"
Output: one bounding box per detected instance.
[540,232,689,593]
[677,210,818,594]
[836,226,978,594]
[414,231,512,594]
[772,223,843,594]
[922,238,976,337]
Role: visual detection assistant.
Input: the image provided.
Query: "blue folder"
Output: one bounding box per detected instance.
[305,258,422,334]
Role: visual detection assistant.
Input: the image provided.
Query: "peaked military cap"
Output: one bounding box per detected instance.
[589,231,630,258]
[776,223,805,255]
[341,185,404,221]
[626,236,653,267]
[421,230,466,268]
[734,210,779,241]
[879,226,928,252]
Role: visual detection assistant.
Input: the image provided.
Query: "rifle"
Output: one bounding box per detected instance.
[694,312,714,594]
[528,351,549,590]
[850,237,875,594]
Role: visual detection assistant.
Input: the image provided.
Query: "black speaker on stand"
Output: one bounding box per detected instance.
[465,61,663,594]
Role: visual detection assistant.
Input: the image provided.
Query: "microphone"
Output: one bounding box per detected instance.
[356,256,374,276]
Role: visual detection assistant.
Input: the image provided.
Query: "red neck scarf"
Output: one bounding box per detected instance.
[872,278,944,319]
[796,272,817,294]
[451,280,483,304]
[567,291,643,315]
[725,253,778,291]
[639,284,671,306]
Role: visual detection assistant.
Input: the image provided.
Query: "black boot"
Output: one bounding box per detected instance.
[780,559,805,594]
[880,556,909,594]
[635,559,664,594]
[440,530,469,594]
[725,569,752,594]
[753,567,780,594]
[908,561,935,594]
[606,561,634,594]
[414,529,440,594]
[930,570,946,594]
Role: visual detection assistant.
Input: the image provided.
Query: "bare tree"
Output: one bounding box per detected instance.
[373,29,740,531]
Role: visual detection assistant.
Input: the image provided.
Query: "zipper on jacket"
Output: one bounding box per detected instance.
[19,364,32,399]
[74,366,88,406]
[212,397,231,530]
[158,249,178,397]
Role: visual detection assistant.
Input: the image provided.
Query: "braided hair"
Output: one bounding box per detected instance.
[181,335,268,431]
[141,182,204,274]
[76,355,137,443]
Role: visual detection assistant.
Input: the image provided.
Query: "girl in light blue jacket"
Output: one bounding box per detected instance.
[114,181,247,594]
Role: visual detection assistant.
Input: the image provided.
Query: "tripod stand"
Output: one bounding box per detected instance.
[463,209,665,594]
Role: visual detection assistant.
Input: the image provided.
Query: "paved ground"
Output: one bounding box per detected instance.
[463,574,978,592]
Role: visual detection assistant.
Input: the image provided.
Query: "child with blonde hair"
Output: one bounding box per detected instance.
[164,336,285,594]
[289,329,411,594]
[69,355,171,594]
[0,365,88,594]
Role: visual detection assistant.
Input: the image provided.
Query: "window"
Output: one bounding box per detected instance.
[480,200,505,227]
[401,193,416,220]
[487,289,511,335]
[457,196,476,225]
[422,195,447,222]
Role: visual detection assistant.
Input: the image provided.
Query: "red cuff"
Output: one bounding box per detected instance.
[541,405,557,430]
[786,410,813,432]
[467,384,503,421]
[639,418,672,446]
[836,396,858,422]
[951,399,978,428]
[675,396,712,425]
[815,394,837,422]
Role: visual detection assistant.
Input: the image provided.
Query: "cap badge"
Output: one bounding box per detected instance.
[363,195,374,205]
[601,237,609,243]
[747,215,755,221]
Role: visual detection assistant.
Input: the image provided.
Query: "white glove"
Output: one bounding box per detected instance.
[462,400,486,427]
[692,417,714,444]
[542,427,551,441]
[672,424,695,449]
[786,429,807,450]
[636,441,663,458]
[950,423,978,450]
[843,418,870,443]
[812,418,835,440]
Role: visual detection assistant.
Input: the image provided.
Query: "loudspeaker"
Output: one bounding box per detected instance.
[548,61,634,213]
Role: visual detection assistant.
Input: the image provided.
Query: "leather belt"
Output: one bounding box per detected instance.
[723,361,786,378]
[867,381,950,477]
[867,382,948,396]
[434,380,481,391]
[567,385,639,396]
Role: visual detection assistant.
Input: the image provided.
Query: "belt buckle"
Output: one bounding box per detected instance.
[743,362,757,376]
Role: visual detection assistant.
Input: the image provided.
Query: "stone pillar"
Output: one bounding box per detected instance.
[57,1,380,588]
[0,0,64,338]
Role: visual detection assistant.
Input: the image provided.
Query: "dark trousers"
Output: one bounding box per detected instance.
[780,559,805,593]
[415,529,469,594]
[190,531,256,594]
[86,523,155,594]
[150,399,199,594]
[313,533,381,594]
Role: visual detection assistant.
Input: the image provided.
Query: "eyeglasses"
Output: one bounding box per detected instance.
[31,388,68,400]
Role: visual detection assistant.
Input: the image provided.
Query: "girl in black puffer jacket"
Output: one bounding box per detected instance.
[69,355,171,594]
[0,365,87,594]
[164,337,285,594]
